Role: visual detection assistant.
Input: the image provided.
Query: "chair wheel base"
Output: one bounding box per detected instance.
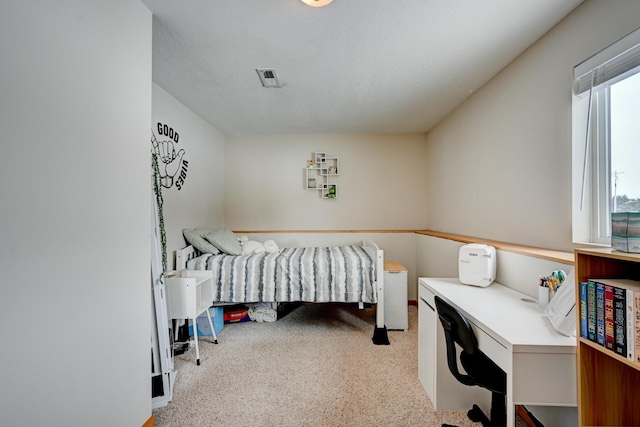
[467,404,490,426]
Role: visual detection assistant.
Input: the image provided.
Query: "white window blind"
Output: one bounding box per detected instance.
[572,25,640,245]
[574,27,640,95]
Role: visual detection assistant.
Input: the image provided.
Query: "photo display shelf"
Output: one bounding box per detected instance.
[305,152,338,199]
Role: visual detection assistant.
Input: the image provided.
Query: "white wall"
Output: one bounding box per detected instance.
[224,133,428,231]
[0,2,152,426]
[424,0,640,252]
[152,84,226,269]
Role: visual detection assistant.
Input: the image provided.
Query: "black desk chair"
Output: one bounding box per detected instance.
[434,296,507,427]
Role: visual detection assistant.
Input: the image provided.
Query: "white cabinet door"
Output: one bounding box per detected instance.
[384,269,408,330]
[418,294,436,402]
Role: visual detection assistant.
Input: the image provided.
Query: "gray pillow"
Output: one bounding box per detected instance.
[205,228,242,255]
[182,228,220,255]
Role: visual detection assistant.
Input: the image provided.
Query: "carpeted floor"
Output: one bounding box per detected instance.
[153,303,526,427]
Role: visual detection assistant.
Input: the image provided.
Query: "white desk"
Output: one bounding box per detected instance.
[418,278,576,427]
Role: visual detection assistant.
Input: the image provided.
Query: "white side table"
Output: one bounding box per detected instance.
[383,260,408,330]
[165,270,218,365]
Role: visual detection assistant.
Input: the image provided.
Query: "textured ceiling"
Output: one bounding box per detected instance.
[143,0,583,135]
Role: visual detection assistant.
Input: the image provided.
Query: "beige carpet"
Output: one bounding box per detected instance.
[153,304,526,427]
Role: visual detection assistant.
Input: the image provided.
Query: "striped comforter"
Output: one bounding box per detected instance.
[187,245,377,304]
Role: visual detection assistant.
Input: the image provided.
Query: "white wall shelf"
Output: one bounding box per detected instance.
[305,152,339,198]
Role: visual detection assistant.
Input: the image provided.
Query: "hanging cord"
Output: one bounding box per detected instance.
[152,153,168,273]
[579,70,595,210]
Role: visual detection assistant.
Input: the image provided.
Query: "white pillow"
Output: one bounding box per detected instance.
[182,228,220,255]
[205,228,242,255]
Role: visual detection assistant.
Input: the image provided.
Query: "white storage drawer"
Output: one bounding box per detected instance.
[383,261,408,330]
[164,269,217,365]
[164,270,214,319]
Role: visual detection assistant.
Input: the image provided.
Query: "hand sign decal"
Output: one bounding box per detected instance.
[151,127,188,190]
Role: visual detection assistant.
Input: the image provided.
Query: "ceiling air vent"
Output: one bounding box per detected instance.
[256,68,282,88]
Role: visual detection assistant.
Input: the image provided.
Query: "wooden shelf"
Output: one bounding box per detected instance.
[575,248,640,426]
[578,336,639,369]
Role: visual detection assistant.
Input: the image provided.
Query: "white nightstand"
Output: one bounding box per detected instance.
[383,260,408,331]
[164,270,218,365]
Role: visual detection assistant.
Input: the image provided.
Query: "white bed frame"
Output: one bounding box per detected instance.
[175,240,389,344]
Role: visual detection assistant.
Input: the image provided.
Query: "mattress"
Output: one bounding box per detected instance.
[187,245,377,304]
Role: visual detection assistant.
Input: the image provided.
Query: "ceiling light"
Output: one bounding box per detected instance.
[300,0,333,7]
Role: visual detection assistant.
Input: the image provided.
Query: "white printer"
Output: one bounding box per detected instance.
[458,244,496,287]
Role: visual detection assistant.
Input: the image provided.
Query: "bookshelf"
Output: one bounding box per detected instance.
[575,248,640,426]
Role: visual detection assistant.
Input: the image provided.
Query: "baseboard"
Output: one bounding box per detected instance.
[142,415,154,427]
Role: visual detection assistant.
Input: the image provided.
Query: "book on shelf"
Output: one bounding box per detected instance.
[627,287,636,361]
[587,281,597,342]
[613,285,626,357]
[587,278,640,363]
[604,284,615,350]
[635,292,640,364]
[580,282,588,340]
[596,282,605,346]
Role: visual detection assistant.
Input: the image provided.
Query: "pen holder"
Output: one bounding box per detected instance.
[538,286,549,308]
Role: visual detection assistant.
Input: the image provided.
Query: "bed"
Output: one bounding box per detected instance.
[175,240,389,345]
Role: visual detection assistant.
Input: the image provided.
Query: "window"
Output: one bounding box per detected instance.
[610,74,640,214]
[588,70,640,244]
[572,28,640,245]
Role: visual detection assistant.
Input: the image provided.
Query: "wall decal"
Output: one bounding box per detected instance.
[151,122,189,190]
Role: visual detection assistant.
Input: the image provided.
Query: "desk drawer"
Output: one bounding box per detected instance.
[419,281,436,308]
[472,323,509,371]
